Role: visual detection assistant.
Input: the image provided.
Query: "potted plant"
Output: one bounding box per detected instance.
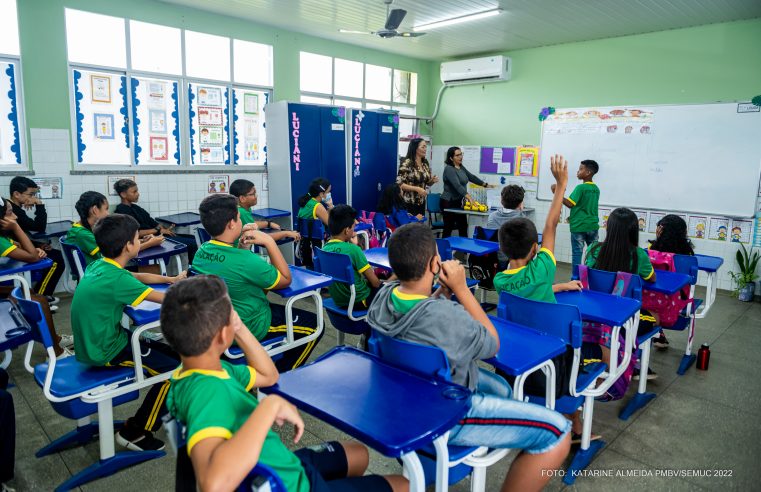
[729,243,760,301]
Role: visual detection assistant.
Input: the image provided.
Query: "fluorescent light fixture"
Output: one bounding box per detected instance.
[413,8,501,31]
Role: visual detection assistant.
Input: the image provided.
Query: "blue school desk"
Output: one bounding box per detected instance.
[251,208,291,219]
[135,238,187,275]
[445,237,499,256]
[0,299,32,371]
[0,257,54,369]
[123,284,168,327]
[365,247,391,270]
[261,346,471,492]
[642,270,691,295]
[30,220,73,241]
[695,254,723,318]
[155,212,201,227]
[485,315,566,409]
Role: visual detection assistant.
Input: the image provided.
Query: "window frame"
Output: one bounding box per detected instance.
[0,54,28,170]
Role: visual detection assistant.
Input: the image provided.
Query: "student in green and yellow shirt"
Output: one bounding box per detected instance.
[494,154,582,303]
[296,177,332,226]
[193,194,321,372]
[229,179,300,245]
[322,205,382,311]
[161,276,407,492]
[70,214,185,452]
[553,159,600,267]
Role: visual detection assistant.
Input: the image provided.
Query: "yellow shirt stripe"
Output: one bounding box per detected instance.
[245,366,257,392]
[1,244,17,257]
[187,427,233,455]
[265,270,282,290]
[131,287,154,306]
[539,247,557,265]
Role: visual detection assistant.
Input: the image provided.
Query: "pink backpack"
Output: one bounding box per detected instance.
[641,250,691,327]
[578,265,636,402]
[357,211,381,249]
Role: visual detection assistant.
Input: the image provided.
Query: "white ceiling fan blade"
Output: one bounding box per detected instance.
[398,32,427,37]
[339,29,375,35]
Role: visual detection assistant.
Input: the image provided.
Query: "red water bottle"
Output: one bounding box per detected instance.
[696,344,711,370]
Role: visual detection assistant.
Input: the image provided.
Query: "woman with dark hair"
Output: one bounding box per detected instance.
[440,146,494,237]
[396,138,438,216]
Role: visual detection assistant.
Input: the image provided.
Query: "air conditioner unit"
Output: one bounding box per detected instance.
[440,55,511,85]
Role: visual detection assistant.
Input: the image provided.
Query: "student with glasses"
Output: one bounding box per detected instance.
[440,146,495,238]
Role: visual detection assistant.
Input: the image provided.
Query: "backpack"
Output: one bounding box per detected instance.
[295,218,323,269]
[357,211,382,249]
[578,265,636,402]
[467,227,499,290]
[641,250,691,327]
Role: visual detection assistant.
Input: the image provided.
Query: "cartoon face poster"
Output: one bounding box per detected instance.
[688,216,707,239]
[708,218,729,241]
[599,208,612,229]
[633,210,648,232]
[729,219,753,243]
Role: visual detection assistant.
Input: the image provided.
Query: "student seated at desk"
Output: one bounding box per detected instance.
[0,198,68,357]
[71,214,185,451]
[376,183,425,229]
[66,192,164,267]
[487,184,528,267]
[113,179,198,262]
[193,194,321,372]
[162,276,408,492]
[367,223,570,491]
[6,176,65,304]
[322,205,382,310]
[297,177,333,228]
[230,179,300,243]
[645,214,695,349]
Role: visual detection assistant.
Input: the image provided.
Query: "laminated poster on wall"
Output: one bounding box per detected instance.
[107,175,136,196]
[150,137,168,161]
[198,86,223,107]
[208,175,229,194]
[729,219,753,243]
[708,217,729,241]
[647,212,666,233]
[90,74,111,103]
[599,207,612,229]
[687,216,708,239]
[32,178,63,200]
[633,210,648,232]
[516,146,539,176]
[753,218,761,248]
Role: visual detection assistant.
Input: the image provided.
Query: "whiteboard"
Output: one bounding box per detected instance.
[536,102,761,217]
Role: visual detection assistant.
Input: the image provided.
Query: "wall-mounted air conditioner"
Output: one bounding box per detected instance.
[440,55,511,85]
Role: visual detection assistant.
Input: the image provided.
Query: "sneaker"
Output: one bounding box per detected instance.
[45,295,61,305]
[653,334,670,349]
[633,368,658,381]
[59,335,74,349]
[116,430,166,451]
[56,346,75,359]
[49,304,59,313]
[571,432,602,445]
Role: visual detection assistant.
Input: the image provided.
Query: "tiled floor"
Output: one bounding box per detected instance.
[4,263,760,491]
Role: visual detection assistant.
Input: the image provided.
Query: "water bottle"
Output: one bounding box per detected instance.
[696,344,711,370]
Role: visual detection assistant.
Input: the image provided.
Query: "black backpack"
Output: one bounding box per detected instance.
[295,218,323,270]
[467,227,499,290]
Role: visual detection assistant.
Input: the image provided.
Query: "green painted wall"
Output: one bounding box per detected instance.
[15,0,435,132]
[429,18,761,146]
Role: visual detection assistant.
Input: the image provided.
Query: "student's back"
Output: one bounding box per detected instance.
[584,208,655,281]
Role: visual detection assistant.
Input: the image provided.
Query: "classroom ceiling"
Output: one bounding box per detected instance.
[159,0,761,60]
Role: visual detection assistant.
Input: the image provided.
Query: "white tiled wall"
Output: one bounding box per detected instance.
[7,128,269,224]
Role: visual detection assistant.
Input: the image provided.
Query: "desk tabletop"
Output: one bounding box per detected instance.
[443,208,489,217]
[643,270,691,295]
[0,300,32,352]
[135,238,188,262]
[124,284,168,325]
[446,237,499,256]
[555,290,641,326]
[156,212,201,226]
[0,257,53,276]
[262,346,471,457]
[31,220,72,240]
[365,247,391,270]
[272,266,332,297]
[695,254,724,273]
[251,208,291,219]
[485,316,567,376]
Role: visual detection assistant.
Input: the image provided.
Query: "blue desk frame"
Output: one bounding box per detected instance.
[252,208,291,219]
[135,238,187,275]
[31,220,73,241]
[694,254,723,318]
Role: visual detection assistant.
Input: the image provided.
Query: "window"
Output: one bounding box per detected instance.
[65,9,273,166]
[299,51,417,130]
[0,0,25,167]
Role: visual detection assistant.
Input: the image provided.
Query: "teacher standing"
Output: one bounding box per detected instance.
[440,146,495,237]
[397,138,439,217]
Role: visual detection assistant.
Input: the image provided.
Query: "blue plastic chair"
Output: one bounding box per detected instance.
[194,227,211,247]
[313,248,371,345]
[426,193,445,235]
[663,254,703,375]
[368,331,508,492]
[60,239,87,283]
[473,226,498,243]
[497,292,607,485]
[372,212,392,246]
[11,287,168,491]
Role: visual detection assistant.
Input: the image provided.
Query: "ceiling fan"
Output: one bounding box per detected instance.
[339,0,425,39]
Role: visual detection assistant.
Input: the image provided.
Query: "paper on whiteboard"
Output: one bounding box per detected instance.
[462,146,480,169]
[708,217,728,241]
[487,188,502,209]
[633,210,648,232]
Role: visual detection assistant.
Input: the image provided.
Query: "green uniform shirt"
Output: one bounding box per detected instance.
[584,242,655,280]
[0,236,17,257]
[321,239,371,307]
[71,258,153,365]
[493,248,557,304]
[166,361,309,492]
[192,240,281,340]
[66,223,102,265]
[297,198,320,220]
[238,206,255,227]
[390,287,427,314]
[568,182,600,233]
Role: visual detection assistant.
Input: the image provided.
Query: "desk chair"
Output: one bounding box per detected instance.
[435,239,479,292]
[369,331,508,492]
[61,240,87,285]
[497,292,608,485]
[163,416,287,492]
[12,287,170,491]
[313,248,371,345]
[664,255,702,375]
[194,227,211,248]
[372,212,392,247]
[426,194,445,236]
[295,217,326,268]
